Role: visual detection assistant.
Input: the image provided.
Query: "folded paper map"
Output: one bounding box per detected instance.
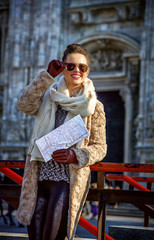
[36,114,89,162]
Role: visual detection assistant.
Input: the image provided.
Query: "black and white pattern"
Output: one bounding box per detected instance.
[38,105,70,183]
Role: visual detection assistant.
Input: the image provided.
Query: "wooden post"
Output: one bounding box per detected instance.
[97,171,105,189]
[98,191,106,240]
[97,171,105,239]
[144,213,150,227]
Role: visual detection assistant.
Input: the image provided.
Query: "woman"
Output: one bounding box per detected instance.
[16,43,107,240]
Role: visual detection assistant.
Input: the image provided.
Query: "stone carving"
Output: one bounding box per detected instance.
[68,4,143,25]
[70,12,80,24]
[89,48,123,72]
[146,126,154,139]
[117,7,127,20]
[147,94,154,123]
[129,6,140,19]
[136,122,143,145]
[117,6,141,20]
[82,11,92,23]
[6,128,21,142]
[149,95,154,113]
[135,116,144,145]
[96,39,110,48]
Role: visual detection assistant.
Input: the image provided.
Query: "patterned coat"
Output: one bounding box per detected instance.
[15,70,107,239]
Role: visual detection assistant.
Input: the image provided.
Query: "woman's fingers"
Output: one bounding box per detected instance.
[52,149,78,164]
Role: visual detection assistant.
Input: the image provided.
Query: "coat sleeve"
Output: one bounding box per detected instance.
[16,70,54,115]
[72,101,107,168]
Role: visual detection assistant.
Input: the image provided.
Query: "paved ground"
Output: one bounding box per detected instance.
[0,213,154,239]
[0,204,154,239]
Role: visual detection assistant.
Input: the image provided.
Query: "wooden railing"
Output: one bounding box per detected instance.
[0,160,154,240]
[89,162,154,240]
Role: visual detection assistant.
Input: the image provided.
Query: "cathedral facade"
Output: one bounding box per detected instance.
[0,0,154,169]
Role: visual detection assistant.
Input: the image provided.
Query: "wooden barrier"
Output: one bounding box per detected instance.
[0,160,154,240]
[90,162,154,240]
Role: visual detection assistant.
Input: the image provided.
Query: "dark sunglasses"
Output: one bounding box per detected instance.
[66,63,88,73]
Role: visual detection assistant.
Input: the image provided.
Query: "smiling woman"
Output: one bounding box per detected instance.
[61,44,90,96]
[62,53,89,96]
[15,43,107,240]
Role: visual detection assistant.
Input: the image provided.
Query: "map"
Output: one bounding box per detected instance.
[36,114,89,162]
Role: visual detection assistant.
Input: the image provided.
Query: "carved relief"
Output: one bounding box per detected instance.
[117,7,127,20]
[68,3,144,25]
[117,6,141,20]
[146,127,154,139]
[135,95,154,145]
[129,6,140,19]
[6,128,21,142]
[70,12,80,24]
[149,95,154,113]
[135,117,144,145]
[82,11,92,24]
[148,95,154,123]
[89,48,123,72]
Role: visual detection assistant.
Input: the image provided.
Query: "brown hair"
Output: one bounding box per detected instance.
[62,43,89,65]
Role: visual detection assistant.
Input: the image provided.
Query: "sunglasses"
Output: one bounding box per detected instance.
[66,63,88,73]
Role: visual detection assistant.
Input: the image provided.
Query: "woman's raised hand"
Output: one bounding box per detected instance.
[52,149,78,164]
[47,60,66,78]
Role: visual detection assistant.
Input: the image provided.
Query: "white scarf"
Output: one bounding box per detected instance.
[30,76,97,161]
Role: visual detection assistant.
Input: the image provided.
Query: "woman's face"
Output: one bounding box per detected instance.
[62,53,89,89]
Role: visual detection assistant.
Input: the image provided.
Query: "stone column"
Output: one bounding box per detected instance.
[1,0,32,160]
[0,0,62,159]
[135,0,154,164]
[120,87,132,164]
[119,56,139,166]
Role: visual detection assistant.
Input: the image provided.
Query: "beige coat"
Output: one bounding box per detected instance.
[15,70,107,239]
